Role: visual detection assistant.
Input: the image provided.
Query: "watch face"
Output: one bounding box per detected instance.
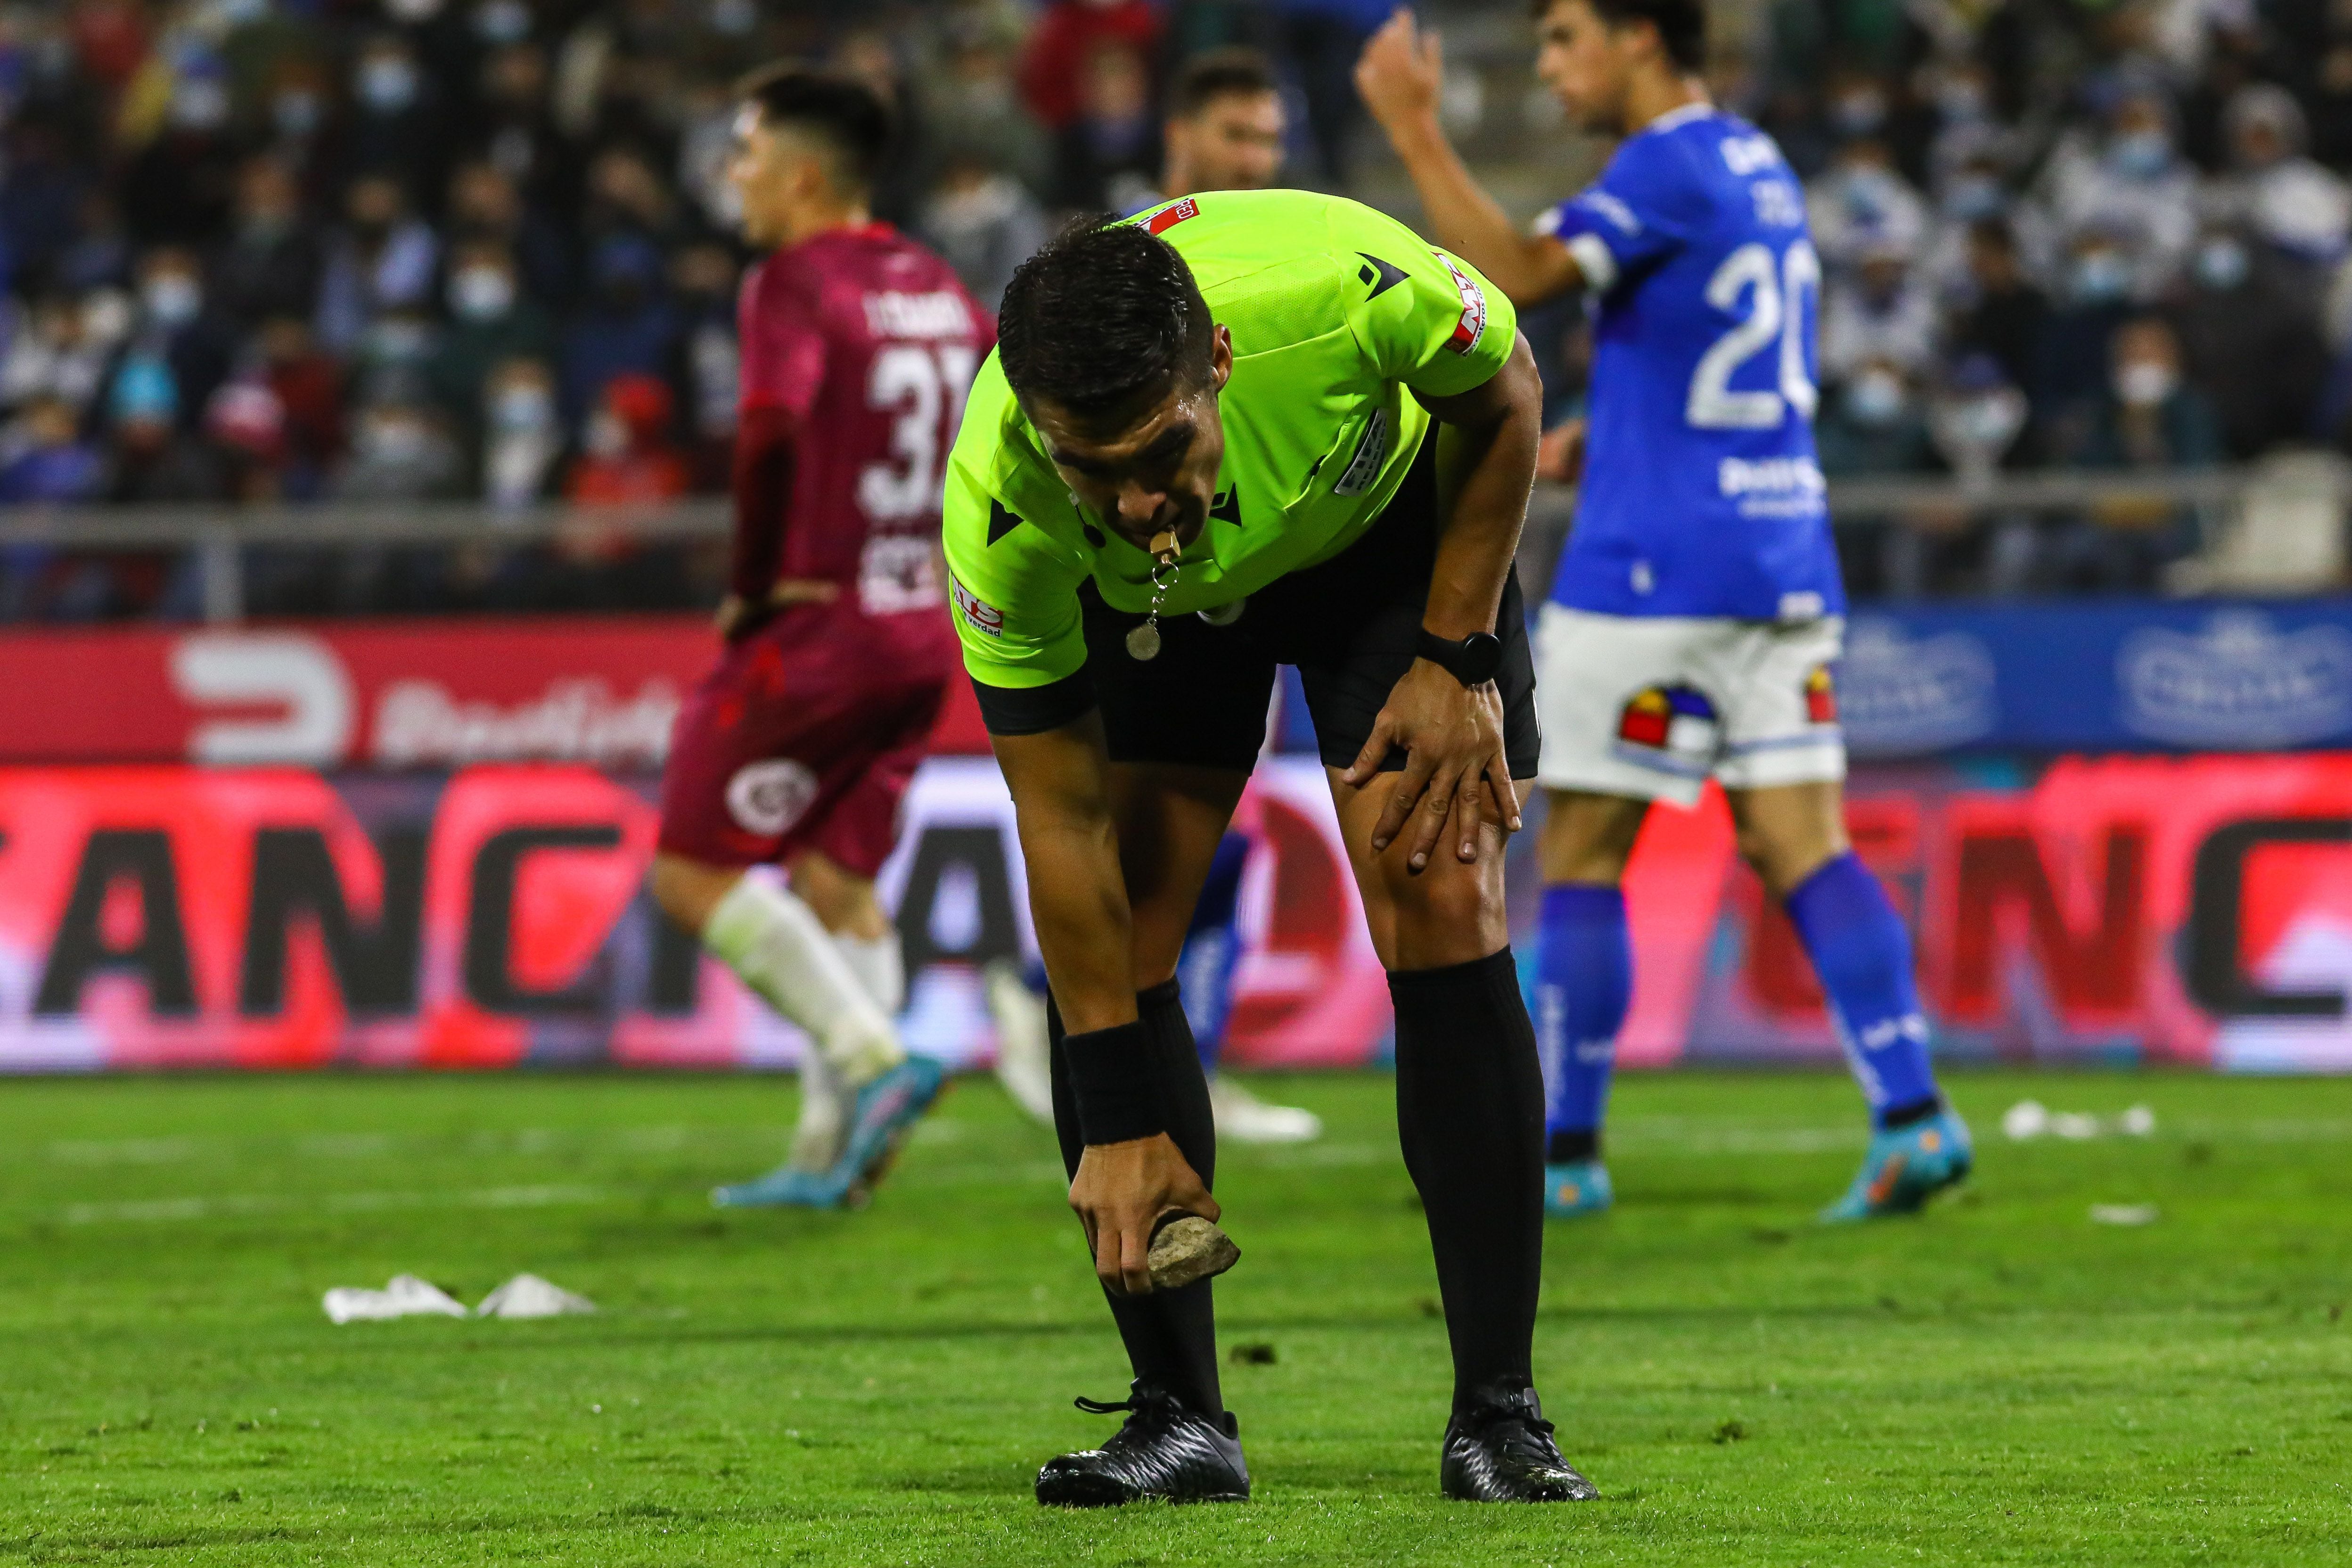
[1460,632,1503,684]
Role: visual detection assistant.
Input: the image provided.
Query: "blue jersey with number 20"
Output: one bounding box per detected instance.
[1540,105,1843,621]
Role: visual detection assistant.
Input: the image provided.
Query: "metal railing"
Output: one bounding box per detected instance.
[0,462,2344,623]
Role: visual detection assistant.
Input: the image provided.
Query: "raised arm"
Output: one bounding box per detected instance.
[1356,10,1584,306]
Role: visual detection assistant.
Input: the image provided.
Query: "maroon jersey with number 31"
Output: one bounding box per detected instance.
[730,223,993,614]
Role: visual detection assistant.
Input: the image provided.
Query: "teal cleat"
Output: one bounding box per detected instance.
[711,1163,852,1209]
[830,1055,947,1199]
[1544,1159,1614,1218]
[1820,1109,1973,1223]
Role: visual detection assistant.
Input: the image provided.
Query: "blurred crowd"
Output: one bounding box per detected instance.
[0,0,1383,618]
[1729,0,2352,592]
[0,0,2345,617]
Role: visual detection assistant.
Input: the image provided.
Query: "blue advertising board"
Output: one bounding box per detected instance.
[1271,599,2352,757]
[1838,601,2352,755]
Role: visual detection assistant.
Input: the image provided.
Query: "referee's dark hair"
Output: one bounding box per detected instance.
[997,218,1216,422]
[735,64,894,193]
[1538,0,1707,74]
[1168,46,1279,119]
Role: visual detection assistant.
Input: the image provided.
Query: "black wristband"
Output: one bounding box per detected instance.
[1062,1019,1165,1145]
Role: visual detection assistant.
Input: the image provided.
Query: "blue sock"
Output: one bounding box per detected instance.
[1179,833,1253,1069]
[1534,884,1631,1164]
[1783,852,1941,1129]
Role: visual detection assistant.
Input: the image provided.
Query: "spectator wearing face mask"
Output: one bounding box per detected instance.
[0,393,106,504]
[565,372,687,505]
[0,290,129,423]
[1821,237,1942,386]
[346,35,450,197]
[479,356,561,509]
[120,247,237,432]
[2168,223,2328,458]
[1808,138,1929,271]
[335,394,464,502]
[924,14,1052,195]
[210,155,325,332]
[464,41,573,214]
[102,356,227,504]
[428,241,555,443]
[316,175,443,356]
[119,57,241,247]
[1951,218,2049,395]
[2204,85,2352,274]
[2035,228,2140,430]
[448,161,573,313]
[1018,0,1164,134]
[2046,315,2221,591]
[256,315,345,497]
[666,242,739,493]
[2036,90,2196,303]
[918,153,1049,314]
[1048,43,1163,213]
[560,234,677,430]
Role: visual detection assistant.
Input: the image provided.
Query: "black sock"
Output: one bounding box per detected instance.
[1389,948,1545,1415]
[1049,979,1224,1419]
[1546,1128,1601,1164]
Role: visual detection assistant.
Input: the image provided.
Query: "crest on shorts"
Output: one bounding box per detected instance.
[1803,664,1838,726]
[1611,684,1719,774]
[725,759,819,838]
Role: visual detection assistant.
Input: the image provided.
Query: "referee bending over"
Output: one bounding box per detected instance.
[941,191,1597,1507]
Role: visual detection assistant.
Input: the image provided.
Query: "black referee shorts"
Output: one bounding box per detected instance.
[979,433,1541,778]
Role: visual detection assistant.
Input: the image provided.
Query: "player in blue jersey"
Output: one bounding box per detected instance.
[1359,0,1971,1221]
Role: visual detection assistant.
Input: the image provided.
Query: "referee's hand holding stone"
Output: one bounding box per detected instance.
[1344,658,1520,870]
[1071,1134,1218,1297]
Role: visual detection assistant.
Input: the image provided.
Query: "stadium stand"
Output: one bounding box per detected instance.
[0,0,2344,618]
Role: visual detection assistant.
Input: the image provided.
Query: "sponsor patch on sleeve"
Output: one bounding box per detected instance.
[1435,250,1488,356]
[1146,197,1200,235]
[951,573,1004,637]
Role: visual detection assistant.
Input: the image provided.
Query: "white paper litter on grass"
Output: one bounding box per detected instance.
[2089,1204,2160,1226]
[2002,1100,2156,1141]
[475,1273,597,1319]
[322,1274,470,1324]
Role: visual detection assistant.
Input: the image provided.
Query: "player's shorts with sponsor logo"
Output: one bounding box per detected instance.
[658,600,957,876]
[1532,607,1844,808]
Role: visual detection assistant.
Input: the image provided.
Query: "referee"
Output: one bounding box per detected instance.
[942,191,1594,1506]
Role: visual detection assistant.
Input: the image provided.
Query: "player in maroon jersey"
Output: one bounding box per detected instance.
[646,67,991,1208]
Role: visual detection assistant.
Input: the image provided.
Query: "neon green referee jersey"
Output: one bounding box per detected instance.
[942,188,1519,692]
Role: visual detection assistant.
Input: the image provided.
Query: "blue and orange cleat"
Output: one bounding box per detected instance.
[831,1055,946,1199]
[1820,1108,1973,1222]
[711,1163,850,1209]
[1544,1159,1614,1218]
[712,1056,947,1210]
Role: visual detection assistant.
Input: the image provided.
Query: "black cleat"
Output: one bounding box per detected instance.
[1034,1381,1250,1507]
[1440,1385,1599,1502]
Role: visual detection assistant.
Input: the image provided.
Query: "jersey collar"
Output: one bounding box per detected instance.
[1637,100,1717,138]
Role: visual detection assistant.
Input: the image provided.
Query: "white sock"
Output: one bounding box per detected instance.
[704,877,903,1085]
[831,930,906,1017]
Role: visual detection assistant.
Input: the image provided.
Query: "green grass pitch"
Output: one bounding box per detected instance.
[1,1068,2346,1565]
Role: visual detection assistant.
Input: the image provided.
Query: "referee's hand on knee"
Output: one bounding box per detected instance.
[1070,1135,1218,1297]
[1345,662,1520,869]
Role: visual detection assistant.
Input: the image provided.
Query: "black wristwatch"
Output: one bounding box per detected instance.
[1416,627,1504,687]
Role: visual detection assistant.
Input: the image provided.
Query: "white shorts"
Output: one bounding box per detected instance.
[1533,605,1847,808]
